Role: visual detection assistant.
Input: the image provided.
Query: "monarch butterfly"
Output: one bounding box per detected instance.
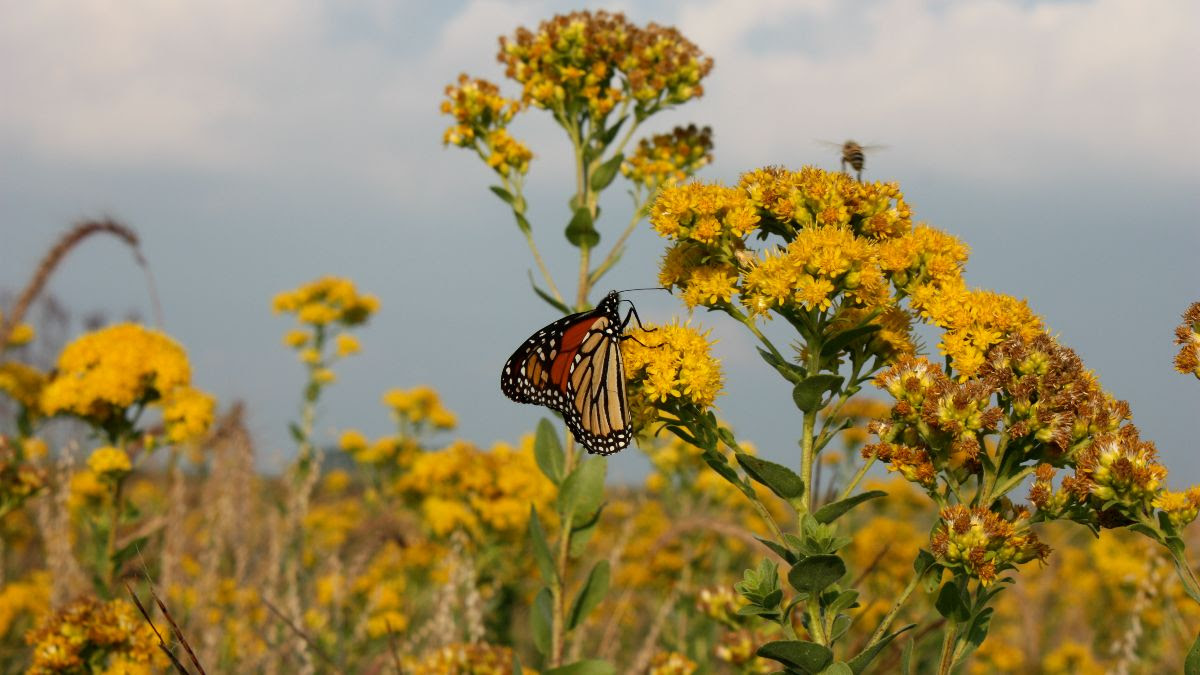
[500,291,644,455]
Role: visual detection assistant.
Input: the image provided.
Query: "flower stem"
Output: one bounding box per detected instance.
[838,456,877,502]
[865,561,925,648]
[550,433,582,666]
[936,622,960,675]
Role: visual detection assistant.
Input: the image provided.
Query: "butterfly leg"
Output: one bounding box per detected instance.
[620,302,655,333]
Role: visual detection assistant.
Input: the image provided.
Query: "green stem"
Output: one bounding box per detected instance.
[1167,543,1200,606]
[589,198,649,286]
[865,562,926,648]
[936,623,960,675]
[105,474,126,590]
[550,433,582,666]
[988,465,1036,503]
[838,456,877,502]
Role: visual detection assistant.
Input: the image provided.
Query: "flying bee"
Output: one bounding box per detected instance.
[818,140,887,181]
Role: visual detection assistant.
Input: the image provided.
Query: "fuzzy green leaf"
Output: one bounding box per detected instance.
[788,555,846,596]
[792,375,844,413]
[565,207,600,248]
[528,507,556,585]
[820,324,882,359]
[756,536,799,565]
[813,490,888,524]
[935,581,970,622]
[490,185,516,205]
[534,418,565,484]
[514,211,533,234]
[736,452,805,500]
[532,588,552,655]
[569,504,605,558]
[568,560,611,631]
[756,640,833,673]
[558,457,607,523]
[757,347,807,383]
[590,154,625,191]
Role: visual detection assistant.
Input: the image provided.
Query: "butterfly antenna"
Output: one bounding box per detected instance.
[615,286,671,295]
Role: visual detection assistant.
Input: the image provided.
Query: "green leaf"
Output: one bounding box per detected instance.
[822,662,853,675]
[568,560,611,630]
[755,536,799,565]
[590,153,625,191]
[831,614,852,642]
[528,507,556,585]
[111,535,149,572]
[513,653,524,675]
[965,606,994,650]
[820,324,882,359]
[813,490,888,524]
[527,272,570,314]
[914,549,937,575]
[288,422,304,443]
[847,624,915,674]
[598,116,627,146]
[490,185,516,205]
[569,504,605,558]
[1185,631,1200,675]
[935,580,970,622]
[565,207,600,248]
[828,589,860,613]
[534,418,565,484]
[701,448,746,489]
[514,211,532,234]
[901,638,914,675]
[558,457,607,523]
[736,453,805,500]
[788,555,846,596]
[532,587,552,655]
[544,660,617,675]
[757,347,806,384]
[792,375,844,413]
[756,640,833,673]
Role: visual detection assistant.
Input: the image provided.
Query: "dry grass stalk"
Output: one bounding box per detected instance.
[35,443,87,606]
[1111,555,1167,674]
[628,587,680,674]
[0,219,160,352]
[261,594,345,674]
[126,583,194,675]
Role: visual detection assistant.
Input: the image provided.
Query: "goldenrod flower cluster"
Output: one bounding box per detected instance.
[622,124,713,189]
[396,438,555,538]
[0,571,49,638]
[1068,426,1167,513]
[649,651,699,674]
[1173,301,1200,379]
[498,10,712,118]
[352,541,423,637]
[439,75,532,179]
[621,321,723,432]
[0,441,46,512]
[406,642,529,675]
[0,361,46,412]
[930,504,1050,585]
[272,276,379,328]
[275,277,377,385]
[339,429,415,468]
[86,446,132,480]
[24,597,167,674]
[383,385,458,431]
[38,323,214,444]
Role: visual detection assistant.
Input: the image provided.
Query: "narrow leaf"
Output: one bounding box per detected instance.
[820,324,882,359]
[598,116,627,145]
[558,457,607,522]
[532,588,552,655]
[757,347,806,383]
[756,640,833,673]
[793,375,844,413]
[701,449,745,489]
[489,185,516,205]
[755,536,799,565]
[813,490,888,524]
[590,153,625,191]
[545,660,617,675]
[514,211,532,234]
[914,549,937,575]
[528,507,556,585]
[736,453,806,500]
[1185,631,1200,675]
[568,560,611,630]
[847,624,916,674]
[569,504,605,558]
[527,272,570,314]
[534,418,565,484]
[788,555,846,596]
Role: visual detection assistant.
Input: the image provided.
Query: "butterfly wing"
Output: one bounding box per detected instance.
[500,295,632,455]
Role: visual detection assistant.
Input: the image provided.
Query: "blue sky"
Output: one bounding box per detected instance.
[2,0,1198,483]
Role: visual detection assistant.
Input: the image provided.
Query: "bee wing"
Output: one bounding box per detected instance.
[858,144,889,152]
[815,139,846,150]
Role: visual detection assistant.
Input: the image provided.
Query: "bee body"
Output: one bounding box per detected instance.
[841,140,866,180]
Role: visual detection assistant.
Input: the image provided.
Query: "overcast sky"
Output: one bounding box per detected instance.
[2,0,1198,483]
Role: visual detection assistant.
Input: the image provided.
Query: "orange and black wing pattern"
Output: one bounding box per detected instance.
[500,291,632,455]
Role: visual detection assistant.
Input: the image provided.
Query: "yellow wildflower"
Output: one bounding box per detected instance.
[25,597,167,673]
[622,321,723,432]
[161,386,216,444]
[87,447,132,479]
[334,333,360,357]
[623,124,713,188]
[0,361,46,411]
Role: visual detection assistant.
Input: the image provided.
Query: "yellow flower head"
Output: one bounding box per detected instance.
[1152,486,1200,529]
[41,324,193,422]
[930,505,1049,585]
[161,386,216,444]
[623,124,713,188]
[1069,426,1167,511]
[87,446,132,479]
[1173,301,1200,379]
[273,277,379,327]
[0,361,47,412]
[622,321,723,433]
[499,11,712,117]
[25,597,167,672]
